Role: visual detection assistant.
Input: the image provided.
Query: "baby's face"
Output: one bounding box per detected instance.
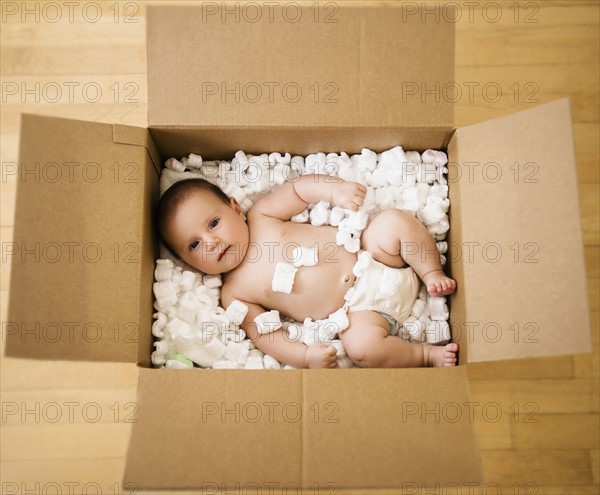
[165,190,250,274]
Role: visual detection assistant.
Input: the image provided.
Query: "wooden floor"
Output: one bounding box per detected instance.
[1,1,598,493]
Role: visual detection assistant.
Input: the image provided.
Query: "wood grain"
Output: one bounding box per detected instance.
[1,1,598,493]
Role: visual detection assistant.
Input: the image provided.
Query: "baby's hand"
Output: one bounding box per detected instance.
[304,344,337,369]
[332,181,367,211]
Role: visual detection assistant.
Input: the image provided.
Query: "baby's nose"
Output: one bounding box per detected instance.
[204,235,220,252]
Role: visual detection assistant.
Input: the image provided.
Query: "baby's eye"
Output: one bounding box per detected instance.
[189,240,200,251]
[209,218,220,229]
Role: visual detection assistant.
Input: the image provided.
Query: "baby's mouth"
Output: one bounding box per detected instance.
[218,245,230,261]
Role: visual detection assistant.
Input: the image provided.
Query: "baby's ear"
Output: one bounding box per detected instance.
[229,197,246,219]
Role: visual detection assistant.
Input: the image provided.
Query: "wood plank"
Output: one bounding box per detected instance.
[1,388,138,426]
[592,449,600,485]
[574,307,599,374]
[512,413,600,449]
[468,356,574,380]
[473,412,512,450]
[0,423,132,460]
[0,75,147,105]
[454,64,599,125]
[574,123,600,183]
[481,449,593,485]
[589,269,599,312]
[0,359,138,392]
[469,379,597,414]
[1,229,13,291]
[0,458,128,493]
[0,44,147,76]
[457,24,600,67]
[581,184,600,246]
[586,247,600,279]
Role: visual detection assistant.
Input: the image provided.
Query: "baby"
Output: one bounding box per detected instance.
[156,174,458,369]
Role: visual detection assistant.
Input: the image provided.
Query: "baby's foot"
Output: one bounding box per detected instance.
[423,270,457,296]
[425,343,459,367]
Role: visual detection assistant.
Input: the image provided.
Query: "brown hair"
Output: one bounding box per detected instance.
[155,178,230,255]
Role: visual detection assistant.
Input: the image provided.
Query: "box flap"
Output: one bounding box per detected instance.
[147,4,455,128]
[301,368,483,486]
[450,99,591,363]
[5,114,157,363]
[124,368,483,489]
[124,369,304,488]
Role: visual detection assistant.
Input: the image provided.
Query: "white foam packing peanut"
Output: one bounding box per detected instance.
[429,297,449,321]
[245,349,265,369]
[425,321,451,344]
[225,300,249,325]
[300,307,350,346]
[272,263,298,294]
[286,323,303,342]
[224,341,250,364]
[330,207,346,226]
[183,153,203,169]
[263,354,282,369]
[291,209,309,223]
[152,145,452,369]
[254,310,282,334]
[154,259,175,282]
[292,246,318,267]
[336,229,361,254]
[165,157,185,172]
[309,201,330,226]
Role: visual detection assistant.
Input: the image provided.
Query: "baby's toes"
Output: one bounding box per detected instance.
[444,353,457,366]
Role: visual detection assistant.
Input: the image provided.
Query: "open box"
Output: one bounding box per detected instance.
[6,3,592,490]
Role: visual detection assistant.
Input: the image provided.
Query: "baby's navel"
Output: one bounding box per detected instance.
[343,274,350,283]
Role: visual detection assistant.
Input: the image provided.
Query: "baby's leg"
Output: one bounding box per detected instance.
[340,311,458,368]
[362,209,456,296]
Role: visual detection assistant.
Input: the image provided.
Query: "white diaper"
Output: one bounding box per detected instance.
[344,251,419,332]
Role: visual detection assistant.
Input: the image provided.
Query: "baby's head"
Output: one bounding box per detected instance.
[156,178,249,274]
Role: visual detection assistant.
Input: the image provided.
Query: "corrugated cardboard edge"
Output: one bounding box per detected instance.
[7,114,153,363]
[113,123,161,176]
[452,98,591,363]
[111,123,161,366]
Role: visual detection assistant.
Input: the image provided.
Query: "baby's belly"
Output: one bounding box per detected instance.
[250,224,357,321]
[268,260,356,321]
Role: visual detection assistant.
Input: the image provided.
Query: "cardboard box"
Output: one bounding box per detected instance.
[6,3,591,491]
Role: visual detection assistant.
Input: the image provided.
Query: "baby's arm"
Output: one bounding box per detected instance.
[251,174,367,221]
[221,291,336,368]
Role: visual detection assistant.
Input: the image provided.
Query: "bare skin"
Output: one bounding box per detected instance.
[164,174,458,369]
